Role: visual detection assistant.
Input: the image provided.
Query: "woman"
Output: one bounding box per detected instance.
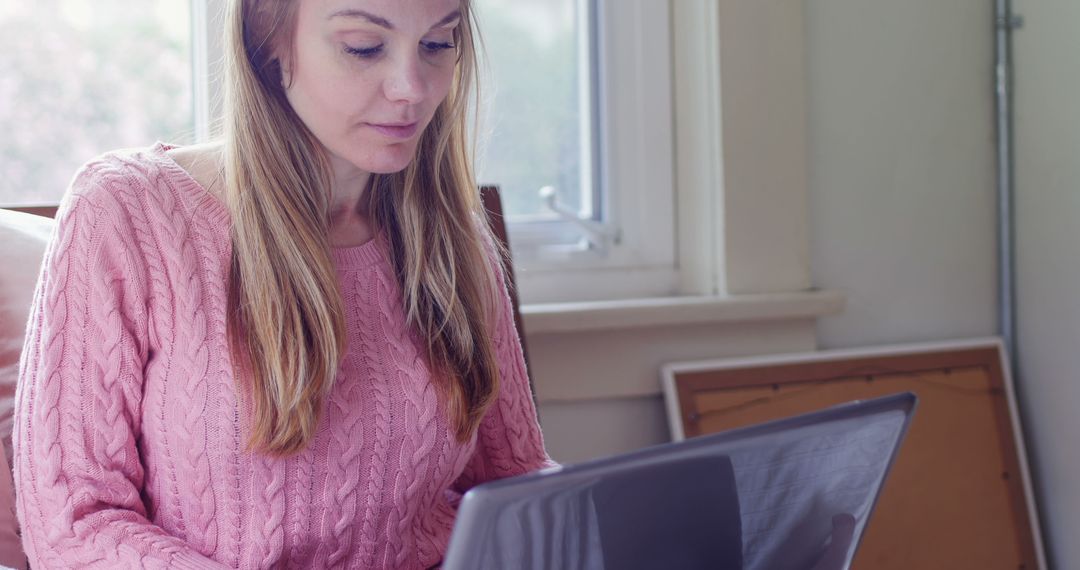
[13,0,554,567]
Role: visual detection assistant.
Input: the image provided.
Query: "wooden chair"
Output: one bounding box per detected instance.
[479,186,536,403]
[3,206,56,218]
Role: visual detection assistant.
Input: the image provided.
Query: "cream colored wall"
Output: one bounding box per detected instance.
[805,0,998,350]
[531,318,819,463]
[1012,0,1080,566]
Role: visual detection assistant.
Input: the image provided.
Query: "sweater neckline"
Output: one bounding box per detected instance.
[151,141,385,270]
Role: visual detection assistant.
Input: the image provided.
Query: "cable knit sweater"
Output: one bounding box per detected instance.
[13,143,555,569]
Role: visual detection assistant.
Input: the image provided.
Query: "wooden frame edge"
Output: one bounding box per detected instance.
[659,336,1047,569]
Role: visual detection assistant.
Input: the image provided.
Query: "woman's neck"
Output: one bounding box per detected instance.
[327,154,375,247]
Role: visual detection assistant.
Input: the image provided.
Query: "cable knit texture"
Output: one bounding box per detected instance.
[13,143,555,569]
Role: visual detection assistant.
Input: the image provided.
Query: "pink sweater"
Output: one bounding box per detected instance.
[13,143,555,569]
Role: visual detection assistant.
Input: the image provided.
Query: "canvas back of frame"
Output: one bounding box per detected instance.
[662,339,1044,570]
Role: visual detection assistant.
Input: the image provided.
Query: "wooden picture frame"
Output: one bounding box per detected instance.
[661,337,1046,569]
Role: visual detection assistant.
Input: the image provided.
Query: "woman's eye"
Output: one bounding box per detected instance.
[421,41,456,54]
[344,45,383,59]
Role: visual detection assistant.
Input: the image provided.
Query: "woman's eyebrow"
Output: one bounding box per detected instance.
[431,9,462,29]
[329,8,394,29]
[327,8,462,31]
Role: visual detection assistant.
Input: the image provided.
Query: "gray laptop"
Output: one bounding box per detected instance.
[443,392,916,570]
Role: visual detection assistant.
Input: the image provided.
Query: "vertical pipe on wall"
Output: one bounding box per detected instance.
[996,4,1053,567]
[995,0,1017,373]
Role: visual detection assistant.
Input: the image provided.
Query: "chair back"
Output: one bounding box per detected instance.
[479,186,536,401]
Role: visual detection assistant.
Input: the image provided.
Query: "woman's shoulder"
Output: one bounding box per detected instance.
[63,142,226,232]
[69,144,163,197]
[163,141,225,199]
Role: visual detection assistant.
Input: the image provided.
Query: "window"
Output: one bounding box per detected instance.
[473,0,595,231]
[0,0,194,206]
[474,0,678,303]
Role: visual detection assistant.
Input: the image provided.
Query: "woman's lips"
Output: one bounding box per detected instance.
[369,122,419,140]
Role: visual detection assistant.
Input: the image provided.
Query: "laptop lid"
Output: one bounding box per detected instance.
[443,392,917,570]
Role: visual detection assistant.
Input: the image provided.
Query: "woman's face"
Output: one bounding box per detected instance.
[283,0,461,178]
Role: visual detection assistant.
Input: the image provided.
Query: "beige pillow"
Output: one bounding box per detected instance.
[0,449,23,570]
[0,208,52,570]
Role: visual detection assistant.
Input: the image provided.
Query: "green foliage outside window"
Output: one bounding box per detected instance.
[0,0,192,205]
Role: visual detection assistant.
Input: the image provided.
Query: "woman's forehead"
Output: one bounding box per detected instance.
[316,0,462,30]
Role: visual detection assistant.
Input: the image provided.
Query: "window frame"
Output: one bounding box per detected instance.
[192,0,225,144]
[500,0,680,303]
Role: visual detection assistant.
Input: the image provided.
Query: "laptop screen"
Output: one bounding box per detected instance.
[444,393,915,570]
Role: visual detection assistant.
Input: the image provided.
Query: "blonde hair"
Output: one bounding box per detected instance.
[224,0,499,456]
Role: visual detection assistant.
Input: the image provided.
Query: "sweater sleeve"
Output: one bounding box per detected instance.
[12,173,227,569]
[453,251,558,493]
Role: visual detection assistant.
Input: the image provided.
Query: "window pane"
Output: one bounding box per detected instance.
[474,0,591,220]
[0,0,193,206]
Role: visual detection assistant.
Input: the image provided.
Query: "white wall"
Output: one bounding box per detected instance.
[531,317,821,463]
[805,1,998,349]
[1013,0,1080,567]
[806,1,1080,566]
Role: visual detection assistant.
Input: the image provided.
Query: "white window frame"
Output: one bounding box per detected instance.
[512,0,815,304]
[505,0,680,304]
[192,0,225,143]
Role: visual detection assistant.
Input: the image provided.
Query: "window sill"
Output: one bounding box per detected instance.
[520,290,846,335]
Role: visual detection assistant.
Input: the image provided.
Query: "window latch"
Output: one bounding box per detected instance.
[539,186,620,249]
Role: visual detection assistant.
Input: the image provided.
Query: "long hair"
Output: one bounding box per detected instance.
[223,0,499,456]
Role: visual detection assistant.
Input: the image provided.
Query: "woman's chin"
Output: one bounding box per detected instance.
[351,147,421,176]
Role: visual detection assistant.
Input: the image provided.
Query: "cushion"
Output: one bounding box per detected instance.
[0,208,53,570]
[0,450,23,569]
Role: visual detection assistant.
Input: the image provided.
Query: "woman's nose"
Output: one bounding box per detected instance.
[383,54,426,104]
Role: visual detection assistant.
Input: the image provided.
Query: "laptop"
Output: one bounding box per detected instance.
[443,392,917,570]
